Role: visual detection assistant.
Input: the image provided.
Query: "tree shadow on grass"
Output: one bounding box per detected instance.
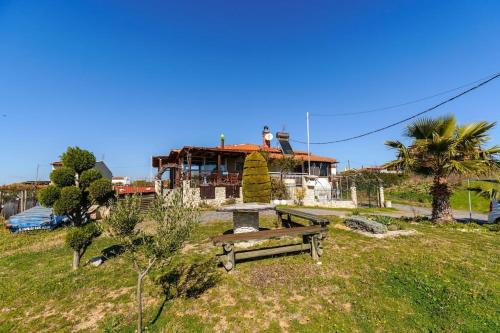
[99,237,149,262]
[101,244,126,259]
[150,258,221,325]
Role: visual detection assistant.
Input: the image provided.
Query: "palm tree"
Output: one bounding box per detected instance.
[385,115,499,223]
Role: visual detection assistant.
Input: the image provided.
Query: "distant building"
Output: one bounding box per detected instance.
[112,176,131,186]
[50,161,113,179]
[346,165,400,174]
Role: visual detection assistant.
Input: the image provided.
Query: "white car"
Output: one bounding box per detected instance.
[488,190,500,224]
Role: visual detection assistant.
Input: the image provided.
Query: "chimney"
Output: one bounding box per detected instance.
[262,126,271,148]
[220,133,225,149]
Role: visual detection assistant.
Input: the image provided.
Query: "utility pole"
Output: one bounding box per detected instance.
[306,111,311,175]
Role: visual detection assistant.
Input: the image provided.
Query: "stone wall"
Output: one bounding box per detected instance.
[179,181,243,208]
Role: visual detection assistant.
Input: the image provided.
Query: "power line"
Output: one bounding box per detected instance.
[310,73,498,117]
[292,72,500,145]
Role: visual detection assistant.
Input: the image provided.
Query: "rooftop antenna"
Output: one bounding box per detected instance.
[35,164,40,188]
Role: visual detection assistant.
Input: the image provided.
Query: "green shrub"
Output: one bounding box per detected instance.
[270,178,289,200]
[37,185,61,207]
[50,167,75,187]
[61,147,96,174]
[198,201,214,210]
[242,152,271,203]
[79,168,102,189]
[487,224,500,232]
[373,215,404,230]
[105,195,141,237]
[88,178,114,204]
[224,198,236,205]
[43,146,114,270]
[66,222,101,252]
[351,208,361,215]
[295,188,306,205]
[373,215,396,225]
[53,186,82,216]
[132,180,151,187]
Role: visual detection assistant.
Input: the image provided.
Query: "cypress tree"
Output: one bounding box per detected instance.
[242,152,271,203]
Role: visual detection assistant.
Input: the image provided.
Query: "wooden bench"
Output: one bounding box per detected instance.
[211,225,327,271]
[276,207,330,228]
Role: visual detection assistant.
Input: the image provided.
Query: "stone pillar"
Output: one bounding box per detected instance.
[233,211,259,233]
[378,186,385,208]
[154,179,163,196]
[350,186,358,208]
[283,178,296,202]
[303,188,315,206]
[182,180,191,204]
[215,187,226,206]
[236,187,243,204]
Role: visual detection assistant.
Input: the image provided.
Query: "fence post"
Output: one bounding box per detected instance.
[350,186,358,208]
[20,190,25,212]
[378,186,385,208]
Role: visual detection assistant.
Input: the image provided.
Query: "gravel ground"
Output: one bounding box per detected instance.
[200,204,488,223]
[200,209,276,223]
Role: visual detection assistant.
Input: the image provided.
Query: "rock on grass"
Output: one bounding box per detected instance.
[344,216,388,234]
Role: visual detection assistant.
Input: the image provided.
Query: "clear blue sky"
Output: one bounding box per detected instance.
[1,0,499,184]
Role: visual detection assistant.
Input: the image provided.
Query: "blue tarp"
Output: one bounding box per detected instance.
[7,206,67,233]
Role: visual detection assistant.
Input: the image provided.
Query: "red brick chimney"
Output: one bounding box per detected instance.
[262,126,271,149]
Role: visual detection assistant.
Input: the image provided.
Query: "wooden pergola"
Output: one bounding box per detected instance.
[153,147,247,188]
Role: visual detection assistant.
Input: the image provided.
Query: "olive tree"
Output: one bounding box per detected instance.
[105,190,198,333]
[37,147,114,269]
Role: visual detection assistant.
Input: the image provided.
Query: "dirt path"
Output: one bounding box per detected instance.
[293,205,488,222]
[200,205,488,223]
[200,209,276,223]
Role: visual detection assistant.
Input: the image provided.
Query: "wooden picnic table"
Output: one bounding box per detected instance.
[211,224,327,271]
[275,207,330,228]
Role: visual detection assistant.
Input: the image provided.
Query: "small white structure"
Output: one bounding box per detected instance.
[112,176,131,186]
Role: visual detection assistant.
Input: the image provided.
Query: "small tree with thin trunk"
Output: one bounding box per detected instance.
[37,147,114,269]
[105,189,198,333]
[270,155,301,180]
[385,115,499,223]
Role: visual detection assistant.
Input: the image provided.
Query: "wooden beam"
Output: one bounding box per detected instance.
[187,152,192,181]
[176,156,182,187]
[217,153,222,184]
[235,243,311,260]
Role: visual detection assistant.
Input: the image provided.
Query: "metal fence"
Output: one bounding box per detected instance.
[0,190,38,219]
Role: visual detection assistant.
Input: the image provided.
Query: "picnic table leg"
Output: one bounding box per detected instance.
[277,213,283,228]
[310,235,320,262]
[316,235,324,257]
[222,243,235,272]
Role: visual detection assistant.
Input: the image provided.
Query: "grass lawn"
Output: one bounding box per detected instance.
[387,180,497,213]
[0,216,499,332]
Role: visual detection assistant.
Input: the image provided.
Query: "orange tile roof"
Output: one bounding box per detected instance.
[153,143,337,165]
[222,144,336,163]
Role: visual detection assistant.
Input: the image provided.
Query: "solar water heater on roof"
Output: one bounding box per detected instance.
[276,132,294,155]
